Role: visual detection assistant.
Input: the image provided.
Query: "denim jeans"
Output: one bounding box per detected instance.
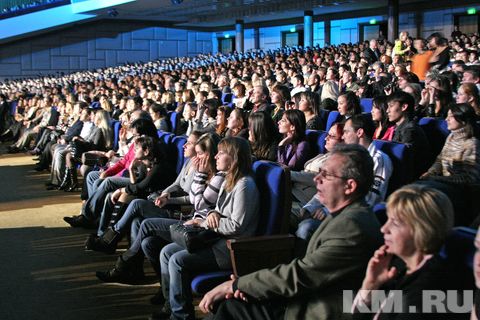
[82,176,129,221]
[160,243,220,320]
[85,170,102,199]
[113,199,169,234]
[121,217,178,266]
[295,218,323,242]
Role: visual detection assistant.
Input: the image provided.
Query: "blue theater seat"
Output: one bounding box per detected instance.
[325,111,341,131]
[440,227,476,270]
[168,111,180,135]
[306,129,327,156]
[111,120,121,151]
[171,136,187,175]
[373,140,412,196]
[360,98,373,113]
[191,160,293,294]
[418,117,449,167]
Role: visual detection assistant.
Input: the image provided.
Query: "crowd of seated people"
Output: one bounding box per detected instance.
[2,28,480,319]
[0,0,67,17]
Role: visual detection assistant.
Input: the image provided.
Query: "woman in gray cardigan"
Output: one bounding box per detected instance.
[156,136,259,320]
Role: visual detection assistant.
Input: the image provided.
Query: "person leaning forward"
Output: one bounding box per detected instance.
[200,143,383,320]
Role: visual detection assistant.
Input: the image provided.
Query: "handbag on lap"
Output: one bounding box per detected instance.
[169,223,221,254]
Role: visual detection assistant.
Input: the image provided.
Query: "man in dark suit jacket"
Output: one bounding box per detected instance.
[363,39,381,65]
[200,144,383,320]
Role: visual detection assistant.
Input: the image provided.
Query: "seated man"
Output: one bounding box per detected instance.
[386,91,430,178]
[199,144,383,320]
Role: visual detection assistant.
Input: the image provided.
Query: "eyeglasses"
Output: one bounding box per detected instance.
[317,169,347,180]
[326,134,339,140]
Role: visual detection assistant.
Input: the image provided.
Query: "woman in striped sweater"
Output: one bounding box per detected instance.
[418,103,480,225]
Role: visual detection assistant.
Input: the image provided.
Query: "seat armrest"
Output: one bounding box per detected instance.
[227,234,296,276]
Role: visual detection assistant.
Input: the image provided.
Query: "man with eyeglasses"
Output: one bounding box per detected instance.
[199,144,383,320]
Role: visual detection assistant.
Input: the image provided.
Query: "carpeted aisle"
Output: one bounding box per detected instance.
[0,145,159,320]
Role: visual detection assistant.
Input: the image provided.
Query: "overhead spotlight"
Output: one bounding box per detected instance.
[171,0,183,4]
[107,8,119,17]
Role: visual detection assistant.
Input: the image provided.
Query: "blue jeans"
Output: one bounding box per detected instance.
[82,176,129,221]
[122,218,179,271]
[86,170,102,199]
[113,199,169,234]
[160,243,220,320]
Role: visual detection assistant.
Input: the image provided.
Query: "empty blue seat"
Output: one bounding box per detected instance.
[373,202,387,225]
[360,98,373,113]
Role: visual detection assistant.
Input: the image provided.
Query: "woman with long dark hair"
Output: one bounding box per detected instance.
[277,109,310,171]
[248,111,279,161]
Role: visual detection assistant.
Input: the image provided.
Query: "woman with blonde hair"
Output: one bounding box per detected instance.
[156,136,259,320]
[353,184,472,319]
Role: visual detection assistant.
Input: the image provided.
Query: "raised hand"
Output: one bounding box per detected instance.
[361,245,397,291]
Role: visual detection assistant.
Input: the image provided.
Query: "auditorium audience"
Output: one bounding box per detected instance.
[2,30,480,319]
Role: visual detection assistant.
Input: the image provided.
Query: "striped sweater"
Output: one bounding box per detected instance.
[189,171,226,219]
[425,127,480,185]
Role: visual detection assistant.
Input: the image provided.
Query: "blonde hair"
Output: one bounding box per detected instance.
[95,109,113,149]
[386,184,454,254]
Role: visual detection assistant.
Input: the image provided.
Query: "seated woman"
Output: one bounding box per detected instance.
[248,111,280,162]
[353,184,472,319]
[371,95,394,140]
[59,109,113,192]
[456,82,480,117]
[155,136,259,320]
[418,103,480,225]
[294,91,326,130]
[270,84,290,124]
[277,109,310,171]
[225,108,249,139]
[291,123,344,225]
[418,75,454,119]
[88,132,220,254]
[215,106,232,138]
[337,91,362,123]
[87,134,175,242]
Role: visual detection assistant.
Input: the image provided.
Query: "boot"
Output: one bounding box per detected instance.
[149,300,171,320]
[108,202,128,227]
[65,167,78,192]
[95,256,144,284]
[63,214,96,229]
[87,227,121,254]
[58,168,72,190]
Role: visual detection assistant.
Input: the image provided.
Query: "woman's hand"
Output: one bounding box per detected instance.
[206,211,221,229]
[420,88,430,106]
[183,218,203,226]
[154,193,169,208]
[197,156,209,173]
[361,245,397,291]
[110,188,123,204]
[129,159,141,171]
